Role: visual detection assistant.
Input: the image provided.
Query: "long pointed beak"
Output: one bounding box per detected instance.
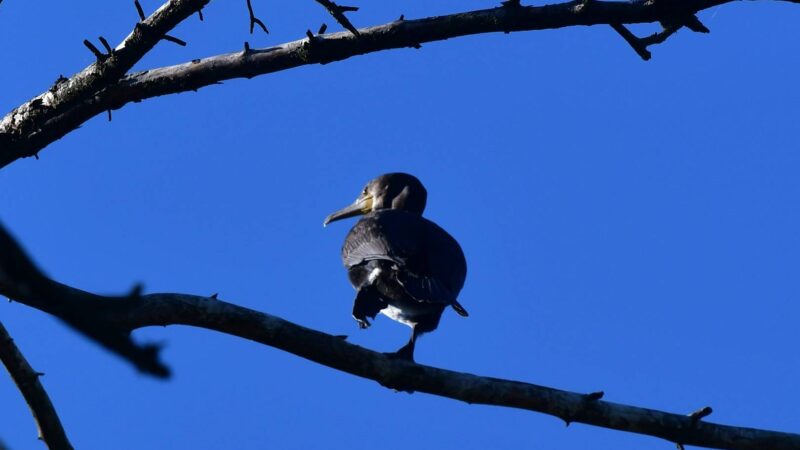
[323,196,373,227]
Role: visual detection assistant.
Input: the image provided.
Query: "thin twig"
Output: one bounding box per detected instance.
[0,321,73,450]
[82,39,106,60]
[162,35,188,46]
[246,0,268,34]
[134,0,146,21]
[314,0,359,36]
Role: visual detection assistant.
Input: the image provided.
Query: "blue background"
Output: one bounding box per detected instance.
[1,1,798,449]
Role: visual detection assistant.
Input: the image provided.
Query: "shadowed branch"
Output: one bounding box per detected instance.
[1,222,799,450]
[0,321,73,450]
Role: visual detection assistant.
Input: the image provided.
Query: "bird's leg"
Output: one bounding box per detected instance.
[352,285,384,329]
[386,326,418,361]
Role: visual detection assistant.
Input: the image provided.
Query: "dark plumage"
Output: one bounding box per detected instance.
[324,173,468,360]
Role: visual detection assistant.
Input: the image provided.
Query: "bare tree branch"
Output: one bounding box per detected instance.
[0,223,170,377]
[0,321,73,450]
[1,224,799,449]
[314,0,360,36]
[0,0,800,168]
[1,0,798,170]
[0,0,210,167]
[246,0,269,34]
[610,22,681,60]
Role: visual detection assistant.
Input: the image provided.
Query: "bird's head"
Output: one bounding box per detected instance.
[324,173,427,226]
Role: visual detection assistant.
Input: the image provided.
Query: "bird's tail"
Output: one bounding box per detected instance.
[451,300,469,317]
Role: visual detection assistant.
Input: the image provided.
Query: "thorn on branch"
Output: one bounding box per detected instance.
[689,406,713,424]
[162,35,187,46]
[501,0,521,7]
[398,14,404,21]
[610,23,651,61]
[197,8,204,21]
[318,23,328,35]
[98,36,113,55]
[585,391,604,401]
[128,283,144,298]
[411,43,422,49]
[83,39,107,61]
[306,29,316,41]
[107,110,112,122]
[134,0,146,21]
[209,293,218,300]
[49,75,68,93]
[246,0,269,34]
[314,0,359,37]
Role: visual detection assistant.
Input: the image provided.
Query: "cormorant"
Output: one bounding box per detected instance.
[324,173,468,360]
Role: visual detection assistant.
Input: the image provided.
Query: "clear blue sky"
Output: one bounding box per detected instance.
[1,1,799,449]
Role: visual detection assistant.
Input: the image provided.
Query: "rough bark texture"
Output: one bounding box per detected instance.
[1,0,798,169]
[1,222,799,450]
[0,321,73,450]
[2,1,799,448]
[0,0,210,167]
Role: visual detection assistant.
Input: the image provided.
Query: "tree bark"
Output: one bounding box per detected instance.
[1,222,798,450]
[1,0,798,169]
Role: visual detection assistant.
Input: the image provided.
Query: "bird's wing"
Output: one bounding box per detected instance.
[341,214,410,267]
[342,211,466,305]
[395,270,457,304]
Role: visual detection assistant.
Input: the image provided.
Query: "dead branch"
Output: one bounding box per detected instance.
[1,0,798,169]
[1,222,799,450]
[246,0,269,34]
[314,0,360,36]
[0,0,210,167]
[0,321,73,450]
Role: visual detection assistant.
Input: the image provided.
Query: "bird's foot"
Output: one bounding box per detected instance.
[353,316,370,329]
[384,343,415,362]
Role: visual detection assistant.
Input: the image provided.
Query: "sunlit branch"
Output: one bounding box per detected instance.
[1,222,799,450]
[2,0,799,169]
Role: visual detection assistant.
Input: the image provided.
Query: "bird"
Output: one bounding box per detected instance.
[324,173,468,361]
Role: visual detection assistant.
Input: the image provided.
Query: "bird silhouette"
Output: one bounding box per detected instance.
[324,173,468,361]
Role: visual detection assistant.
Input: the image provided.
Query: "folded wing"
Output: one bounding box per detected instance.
[342,210,466,306]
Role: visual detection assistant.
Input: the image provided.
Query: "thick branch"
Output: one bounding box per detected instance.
[0,0,210,167]
[0,224,170,377]
[1,224,799,449]
[3,0,799,169]
[0,321,73,450]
